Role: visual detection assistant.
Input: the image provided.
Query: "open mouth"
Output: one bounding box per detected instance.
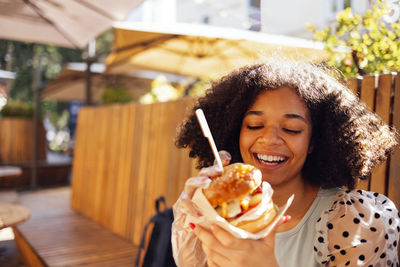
[254,153,287,166]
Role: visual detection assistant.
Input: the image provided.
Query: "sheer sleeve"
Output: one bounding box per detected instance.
[171,192,207,267]
[314,189,400,266]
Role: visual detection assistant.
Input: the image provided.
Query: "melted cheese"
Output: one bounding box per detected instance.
[216,193,263,219]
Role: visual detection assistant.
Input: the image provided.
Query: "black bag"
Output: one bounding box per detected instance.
[135,196,177,267]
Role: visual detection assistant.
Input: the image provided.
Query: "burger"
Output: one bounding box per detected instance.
[202,163,277,233]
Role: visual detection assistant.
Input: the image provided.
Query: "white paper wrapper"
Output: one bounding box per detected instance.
[186,181,294,239]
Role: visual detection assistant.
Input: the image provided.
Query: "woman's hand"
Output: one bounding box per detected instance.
[175,150,232,217]
[192,216,290,267]
[171,151,232,267]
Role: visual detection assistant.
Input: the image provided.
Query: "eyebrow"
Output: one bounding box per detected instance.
[245,110,307,122]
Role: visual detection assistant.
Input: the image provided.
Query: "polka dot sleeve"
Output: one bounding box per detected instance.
[314,189,400,266]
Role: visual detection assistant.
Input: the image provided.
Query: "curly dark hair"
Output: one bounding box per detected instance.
[175,60,398,190]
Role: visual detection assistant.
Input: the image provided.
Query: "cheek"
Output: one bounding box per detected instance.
[239,130,246,154]
[239,129,252,155]
[291,134,312,159]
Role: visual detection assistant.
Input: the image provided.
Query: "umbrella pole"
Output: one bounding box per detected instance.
[85,57,95,105]
[31,54,43,189]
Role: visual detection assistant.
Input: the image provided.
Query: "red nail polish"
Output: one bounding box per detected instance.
[189,223,196,229]
[196,211,203,217]
[283,216,288,223]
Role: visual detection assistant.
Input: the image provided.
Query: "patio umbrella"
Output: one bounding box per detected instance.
[0,0,144,49]
[106,22,329,78]
[0,0,143,189]
[41,62,186,102]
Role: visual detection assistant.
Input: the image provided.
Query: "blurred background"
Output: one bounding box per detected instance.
[1,0,400,266]
[0,0,390,164]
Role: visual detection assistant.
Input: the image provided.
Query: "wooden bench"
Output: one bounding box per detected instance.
[12,71,400,264]
[14,187,138,266]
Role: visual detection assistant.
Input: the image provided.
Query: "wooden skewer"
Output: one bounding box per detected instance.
[195,109,223,171]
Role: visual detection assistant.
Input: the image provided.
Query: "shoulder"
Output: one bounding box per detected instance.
[324,189,398,217]
[314,189,400,266]
[320,189,399,223]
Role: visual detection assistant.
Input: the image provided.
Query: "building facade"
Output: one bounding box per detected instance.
[261,0,370,38]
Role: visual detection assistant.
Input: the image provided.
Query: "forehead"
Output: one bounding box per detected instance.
[248,87,310,117]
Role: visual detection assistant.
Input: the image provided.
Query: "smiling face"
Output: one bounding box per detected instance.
[239,86,312,187]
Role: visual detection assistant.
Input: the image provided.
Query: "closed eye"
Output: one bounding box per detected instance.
[283,128,302,134]
[247,125,263,130]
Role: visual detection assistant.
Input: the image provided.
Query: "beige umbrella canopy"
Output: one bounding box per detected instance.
[106,22,329,78]
[41,62,186,103]
[0,1,144,189]
[0,0,143,49]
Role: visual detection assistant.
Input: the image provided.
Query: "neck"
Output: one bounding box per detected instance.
[272,178,319,232]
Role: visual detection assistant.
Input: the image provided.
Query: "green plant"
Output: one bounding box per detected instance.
[139,75,183,104]
[100,86,133,105]
[0,99,34,118]
[307,0,400,77]
[185,77,213,97]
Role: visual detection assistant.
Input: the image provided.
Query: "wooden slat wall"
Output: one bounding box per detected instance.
[0,118,46,163]
[388,73,400,257]
[371,74,392,194]
[347,74,400,213]
[70,97,197,245]
[389,73,400,214]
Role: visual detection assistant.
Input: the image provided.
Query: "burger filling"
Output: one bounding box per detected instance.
[215,186,263,220]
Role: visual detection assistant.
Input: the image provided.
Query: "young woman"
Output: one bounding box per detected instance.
[172,60,399,267]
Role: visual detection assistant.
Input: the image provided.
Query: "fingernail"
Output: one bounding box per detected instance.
[283,215,291,223]
[189,223,196,230]
[196,211,203,217]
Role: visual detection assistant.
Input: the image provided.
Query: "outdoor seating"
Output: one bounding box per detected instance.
[0,166,22,191]
[0,203,30,230]
[12,97,197,266]
[0,166,30,230]
[14,187,137,266]
[0,118,71,189]
[0,166,29,225]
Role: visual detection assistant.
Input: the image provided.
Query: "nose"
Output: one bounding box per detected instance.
[257,126,283,145]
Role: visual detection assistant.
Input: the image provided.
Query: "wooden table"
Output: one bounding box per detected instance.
[0,166,30,228]
[0,203,30,230]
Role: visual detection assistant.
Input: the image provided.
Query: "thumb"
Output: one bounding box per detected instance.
[213,150,232,167]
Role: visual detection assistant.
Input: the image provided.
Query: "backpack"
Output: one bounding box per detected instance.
[135,196,177,267]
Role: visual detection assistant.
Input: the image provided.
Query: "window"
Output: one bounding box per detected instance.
[248,0,260,31]
[332,0,352,13]
[250,0,260,8]
[344,0,352,9]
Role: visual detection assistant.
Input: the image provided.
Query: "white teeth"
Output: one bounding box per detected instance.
[256,154,285,162]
